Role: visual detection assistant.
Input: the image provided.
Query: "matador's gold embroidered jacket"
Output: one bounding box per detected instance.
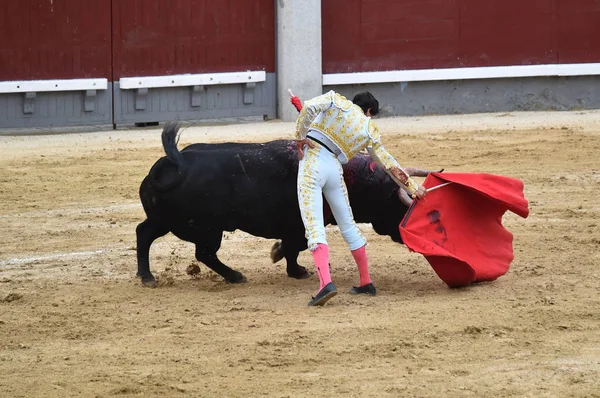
[295,90,419,195]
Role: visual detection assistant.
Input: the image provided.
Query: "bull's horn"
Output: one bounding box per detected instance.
[398,189,414,207]
[405,167,444,177]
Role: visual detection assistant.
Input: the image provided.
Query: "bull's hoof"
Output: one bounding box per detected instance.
[141,276,157,288]
[270,241,284,263]
[288,266,312,280]
[226,272,247,284]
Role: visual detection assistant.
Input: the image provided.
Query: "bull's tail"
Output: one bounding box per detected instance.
[161,121,185,167]
[148,122,188,191]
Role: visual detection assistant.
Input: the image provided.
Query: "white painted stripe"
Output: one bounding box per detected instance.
[323,63,600,85]
[0,78,108,93]
[119,71,267,89]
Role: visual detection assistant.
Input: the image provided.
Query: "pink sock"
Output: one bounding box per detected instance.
[312,243,331,290]
[351,245,372,286]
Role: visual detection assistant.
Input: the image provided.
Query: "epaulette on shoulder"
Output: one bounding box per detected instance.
[368,120,381,142]
[332,92,354,111]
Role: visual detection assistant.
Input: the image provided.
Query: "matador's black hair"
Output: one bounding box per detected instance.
[352,92,379,116]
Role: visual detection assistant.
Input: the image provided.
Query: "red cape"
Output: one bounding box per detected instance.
[399,173,529,287]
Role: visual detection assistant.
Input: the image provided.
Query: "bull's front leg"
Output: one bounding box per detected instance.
[271,239,311,279]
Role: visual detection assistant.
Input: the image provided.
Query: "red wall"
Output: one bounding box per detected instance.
[322,0,600,73]
[0,0,275,82]
[2,1,597,80]
[0,0,112,80]
[557,0,600,63]
[112,0,275,79]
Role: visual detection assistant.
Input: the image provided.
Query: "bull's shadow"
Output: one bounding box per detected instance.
[136,122,434,287]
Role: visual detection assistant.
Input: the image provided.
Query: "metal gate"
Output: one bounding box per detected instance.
[0,0,276,130]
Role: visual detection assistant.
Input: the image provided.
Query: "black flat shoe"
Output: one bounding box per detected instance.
[349,283,376,296]
[308,282,337,306]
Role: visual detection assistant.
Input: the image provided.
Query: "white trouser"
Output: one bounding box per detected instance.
[297,142,366,251]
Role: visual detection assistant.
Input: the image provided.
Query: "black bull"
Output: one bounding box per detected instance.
[136,122,437,287]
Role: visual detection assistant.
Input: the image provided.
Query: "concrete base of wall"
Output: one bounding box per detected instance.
[0,89,112,129]
[328,76,600,117]
[114,73,277,126]
[0,74,277,131]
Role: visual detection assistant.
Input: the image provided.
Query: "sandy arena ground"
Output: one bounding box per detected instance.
[0,111,599,397]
